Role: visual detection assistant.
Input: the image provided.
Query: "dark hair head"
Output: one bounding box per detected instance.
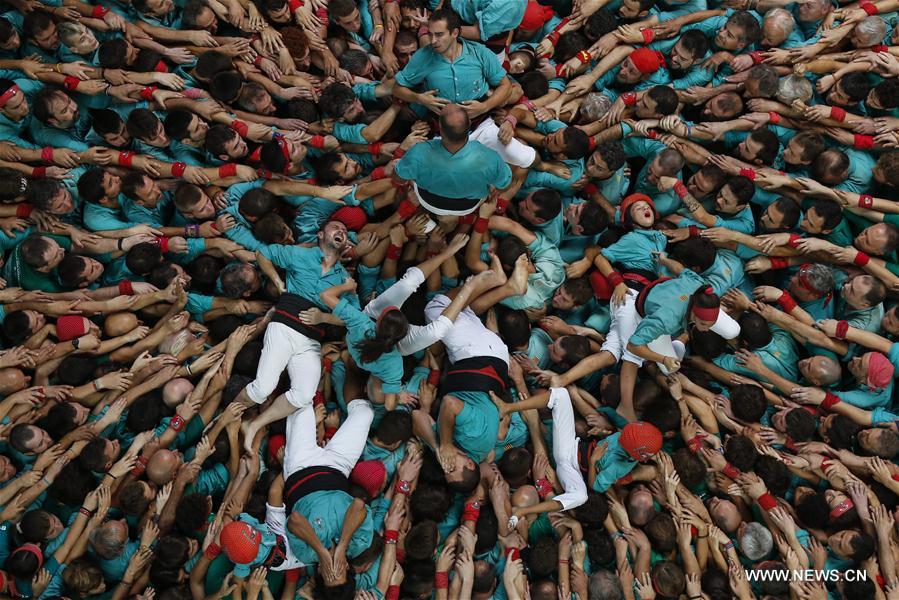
[730,385,766,422]
[373,410,412,446]
[209,70,243,104]
[647,86,679,115]
[793,488,830,529]
[671,447,707,488]
[354,308,409,364]
[737,312,773,349]
[669,237,717,272]
[194,52,233,80]
[723,434,759,471]
[840,72,873,103]
[753,454,791,497]
[319,83,358,120]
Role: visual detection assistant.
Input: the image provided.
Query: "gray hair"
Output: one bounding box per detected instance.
[776,74,814,105]
[89,525,127,559]
[741,521,774,560]
[765,8,795,37]
[588,570,624,600]
[580,93,613,123]
[855,16,887,45]
[58,21,88,46]
[798,263,835,295]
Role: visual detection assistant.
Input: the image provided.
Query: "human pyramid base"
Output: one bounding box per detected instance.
[1,0,899,597]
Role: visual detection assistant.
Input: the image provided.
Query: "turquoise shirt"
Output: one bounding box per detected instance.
[448,390,500,463]
[333,297,404,393]
[834,382,893,409]
[714,326,799,381]
[450,0,527,40]
[601,229,667,274]
[630,269,706,346]
[286,490,373,564]
[259,244,356,310]
[395,138,511,200]
[592,432,638,492]
[702,249,749,296]
[395,38,506,103]
[680,205,755,235]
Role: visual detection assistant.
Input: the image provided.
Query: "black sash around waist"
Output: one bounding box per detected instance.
[284,466,349,513]
[272,293,329,341]
[635,277,673,318]
[441,356,509,396]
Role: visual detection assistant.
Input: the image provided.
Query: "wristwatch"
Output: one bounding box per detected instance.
[72,337,80,349]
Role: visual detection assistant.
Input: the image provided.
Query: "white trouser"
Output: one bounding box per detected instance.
[245,323,322,409]
[283,399,374,479]
[424,294,510,365]
[548,388,588,511]
[364,267,453,356]
[600,289,643,366]
[264,504,305,570]
[469,118,537,169]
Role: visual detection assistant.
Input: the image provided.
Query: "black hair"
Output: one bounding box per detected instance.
[373,410,412,446]
[730,384,766,422]
[748,127,780,164]
[595,141,626,171]
[793,488,830,529]
[57,254,90,288]
[164,110,195,141]
[519,71,549,99]
[737,311,773,349]
[195,51,234,81]
[723,434,758,471]
[529,188,562,221]
[646,86,679,115]
[754,455,791,497]
[724,176,755,205]
[784,407,816,442]
[175,494,212,535]
[98,38,129,68]
[126,108,162,140]
[205,124,239,158]
[496,309,531,348]
[728,10,762,44]
[840,72,873,103]
[679,30,710,59]
[209,70,243,104]
[561,126,591,159]
[90,108,126,137]
[670,238,717,272]
[125,243,164,276]
[318,83,358,120]
[354,308,409,364]
[239,188,278,219]
[642,399,680,436]
[2,311,32,345]
[583,8,617,41]
[807,198,844,231]
[428,8,462,32]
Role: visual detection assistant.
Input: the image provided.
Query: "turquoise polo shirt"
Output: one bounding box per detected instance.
[259,244,357,310]
[30,98,95,152]
[630,269,706,346]
[83,201,135,232]
[286,491,373,564]
[703,249,750,296]
[121,193,174,228]
[602,229,667,274]
[591,432,638,492]
[394,38,506,103]
[714,326,799,381]
[333,297,404,394]
[835,382,892,410]
[450,0,527,40]
[361,440,407,483]
[447,390,500,463]
[680,204,755,235]
[395,138,511,201]
[499,232,565,310]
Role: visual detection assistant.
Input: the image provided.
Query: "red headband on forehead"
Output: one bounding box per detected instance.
[276,137,291,173]
[0,85,20,109]
[691,287,720,322]
[829,498,854,521]
[796,264,830,303]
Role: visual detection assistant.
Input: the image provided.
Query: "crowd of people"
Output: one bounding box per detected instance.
[2,0,899,595]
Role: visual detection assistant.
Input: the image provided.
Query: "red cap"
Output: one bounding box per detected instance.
[620,193,655,222]
[866,352,894,390]
[519,1,554,30]
[629,48,665,74]
[56,315,88,342]
[267,434,285,463]
[349,460,387,499]
[331,206,368,231]
[619,422,663,461]
[219,521,262,564]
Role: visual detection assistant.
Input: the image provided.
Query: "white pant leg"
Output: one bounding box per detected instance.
[425,295,509,364]
[547,388,588,511]
[284,344,322,409]
[469,118,537,169]
[364,267,425,319]
[648,335,678,375]
[264,504,304,570]
[283,403,325,478]
[245,323,295,403]
[601,290,639,363]
[710,310,741,340]
[323,399,375,476]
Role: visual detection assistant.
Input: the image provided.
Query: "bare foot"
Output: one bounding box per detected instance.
[466,267,506,293]
[241,419,259,453]
[507,254,530,296]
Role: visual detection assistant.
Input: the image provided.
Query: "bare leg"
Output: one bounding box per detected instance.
[441,258,507,321]
[618,361,639,422]
[243,394,297,451]
[471,254,530,315]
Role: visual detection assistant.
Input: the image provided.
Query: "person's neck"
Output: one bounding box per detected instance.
[441,39,461,61]
[442,138,467,154]
[319,244,341,268]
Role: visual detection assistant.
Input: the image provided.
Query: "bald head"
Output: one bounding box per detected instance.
[511,484,539,508]
[163,378,194,407]
[439,104,470,144]
[0,368,30,395]
[104,312,138,337]
[147,449,180,485]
